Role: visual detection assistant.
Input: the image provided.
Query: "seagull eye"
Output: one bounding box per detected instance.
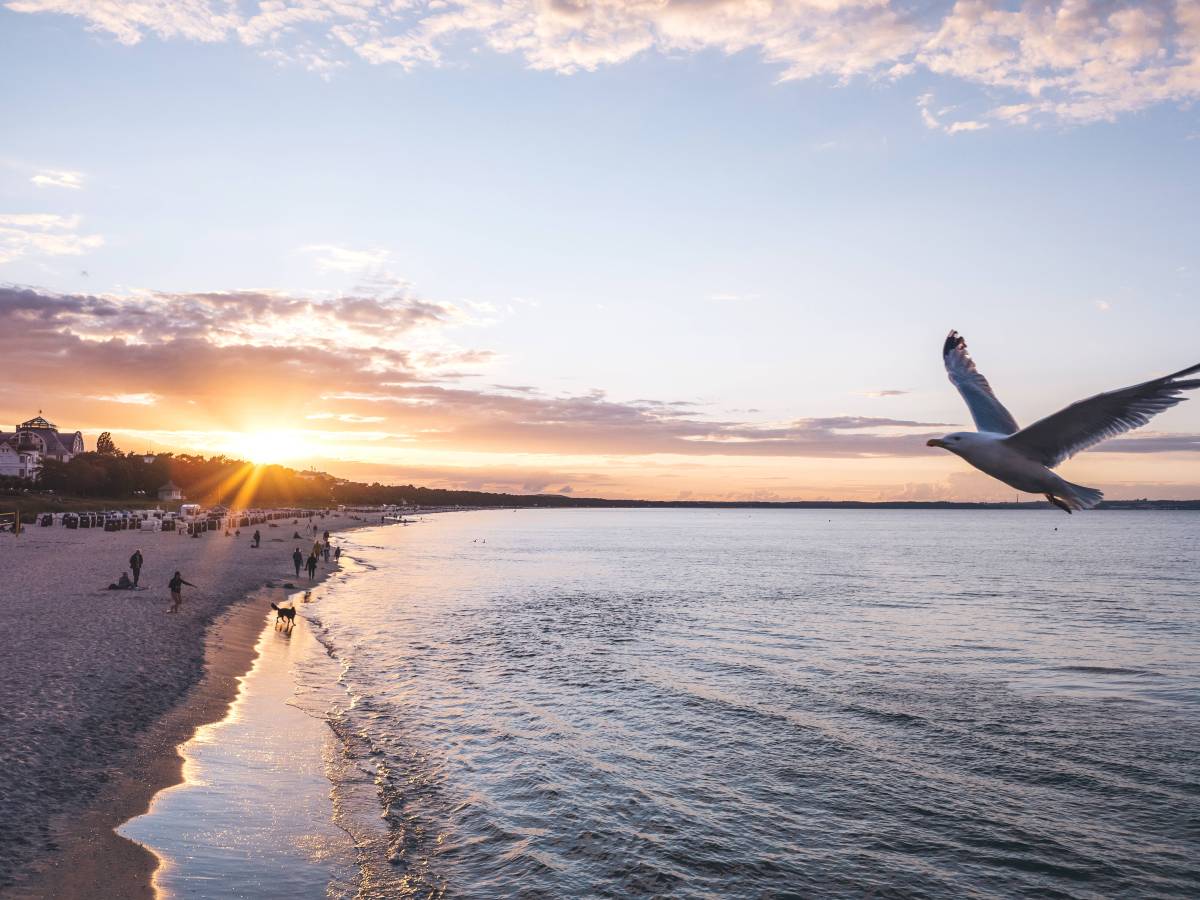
[953,437,961,441]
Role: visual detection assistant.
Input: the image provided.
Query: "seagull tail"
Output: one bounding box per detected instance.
[1060,481,1104,511]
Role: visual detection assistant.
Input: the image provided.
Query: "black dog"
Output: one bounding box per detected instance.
[270,602,297,629]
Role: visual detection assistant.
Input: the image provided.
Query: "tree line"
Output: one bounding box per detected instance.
[22,439,590,509]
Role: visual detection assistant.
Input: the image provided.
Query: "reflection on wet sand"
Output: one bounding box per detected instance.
[120,609,355,899]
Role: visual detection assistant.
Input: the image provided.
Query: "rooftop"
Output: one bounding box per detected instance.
[18,414,57,431]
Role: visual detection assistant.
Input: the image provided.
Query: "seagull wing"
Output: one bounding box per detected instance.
[1004,363,1200,468]
[942,330,1019,434]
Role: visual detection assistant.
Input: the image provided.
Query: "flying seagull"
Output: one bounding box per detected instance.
[927,331,1200,513]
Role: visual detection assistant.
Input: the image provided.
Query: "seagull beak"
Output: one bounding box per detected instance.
[926,438,945,448]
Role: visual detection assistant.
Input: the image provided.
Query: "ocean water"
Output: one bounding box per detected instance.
[296,509,1200,898]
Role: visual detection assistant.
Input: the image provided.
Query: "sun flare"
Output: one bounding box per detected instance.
[223,430,314,466]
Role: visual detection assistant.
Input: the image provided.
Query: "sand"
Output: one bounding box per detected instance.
[0,512,377,897]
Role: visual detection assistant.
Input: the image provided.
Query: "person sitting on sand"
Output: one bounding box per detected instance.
[292,547,304,577]
[306,552,318,581]
[108,572,134,590]
[129,549,143,587]
[168,571,195,614]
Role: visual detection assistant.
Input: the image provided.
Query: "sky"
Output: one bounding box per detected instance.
[1,0,1198,501]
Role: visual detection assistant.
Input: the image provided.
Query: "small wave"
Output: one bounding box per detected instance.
[1052,666,1159,676]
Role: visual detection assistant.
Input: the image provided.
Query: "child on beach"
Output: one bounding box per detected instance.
[168,571,195,614]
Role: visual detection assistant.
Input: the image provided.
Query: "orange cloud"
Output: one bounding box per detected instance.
[3,285,1198,500]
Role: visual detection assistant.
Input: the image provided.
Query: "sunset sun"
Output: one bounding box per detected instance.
[224,430,313,466]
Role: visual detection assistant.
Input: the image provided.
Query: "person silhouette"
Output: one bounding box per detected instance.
[168,571,195,614]
[129,549,143,587]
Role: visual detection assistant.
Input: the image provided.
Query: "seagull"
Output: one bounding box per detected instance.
[927,331,1200,513]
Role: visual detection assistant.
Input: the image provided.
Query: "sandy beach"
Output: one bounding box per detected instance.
[0,512,375,898]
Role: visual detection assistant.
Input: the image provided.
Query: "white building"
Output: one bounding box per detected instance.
[0,414,86,480]
[158,481,184,501]
[0,443,39,479]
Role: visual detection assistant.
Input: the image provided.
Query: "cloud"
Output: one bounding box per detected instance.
[1095,299,1112,311]
[7,0,1199,125]
[1101,433,1200,454]
[859,389,909,398]
[89,392,160,405]
[0,283,951,462]
[917,92,988,134]
[300,243,392,273]
[3,284,1197,473]
[0,213,103,265]
[31,169,85,190]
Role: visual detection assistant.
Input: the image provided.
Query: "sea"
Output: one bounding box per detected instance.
[122,509,1200,898]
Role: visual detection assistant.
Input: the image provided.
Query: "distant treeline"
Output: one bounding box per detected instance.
[35,452,335,506]
[27,449,595,509]
[8,448,1200,511]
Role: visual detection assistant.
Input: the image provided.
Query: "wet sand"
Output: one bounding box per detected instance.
[0,513,375,897]
[120,608,356,898]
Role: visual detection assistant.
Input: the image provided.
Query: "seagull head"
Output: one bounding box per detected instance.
[926,431,980,455]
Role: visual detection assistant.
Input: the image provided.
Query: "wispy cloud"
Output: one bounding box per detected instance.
[859,389,910,398]
[0,213,103,264]
[300,243,392,274]
[31,169,85,190]
[917,93,988,135]
[89,392,161,405]
[8,0,1199,125]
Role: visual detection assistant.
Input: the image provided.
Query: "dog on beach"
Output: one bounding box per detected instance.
[270,602,297,629]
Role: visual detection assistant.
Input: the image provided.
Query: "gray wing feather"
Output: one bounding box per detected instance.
[1004,363,1200,468]
[942,331,1019,434]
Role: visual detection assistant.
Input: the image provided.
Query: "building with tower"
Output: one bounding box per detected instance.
[0,413,86,479]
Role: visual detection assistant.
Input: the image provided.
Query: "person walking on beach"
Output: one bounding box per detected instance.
[253,529,261,548]
[168,571,195,614]
[323,541,331,563]
[129,549,144,587]
[306,552,318,581]
[292,547,304,577]
[334,546,341,563]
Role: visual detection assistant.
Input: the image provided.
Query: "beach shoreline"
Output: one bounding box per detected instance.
[7,593,269,900]
[0,513,379,899]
